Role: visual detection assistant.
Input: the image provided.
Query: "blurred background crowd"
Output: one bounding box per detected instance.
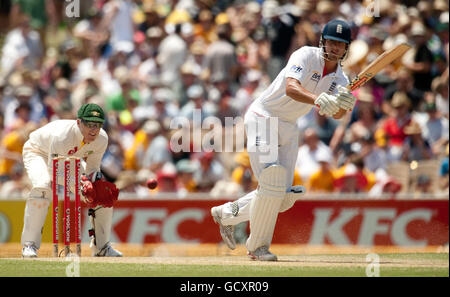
[0,0,448,199]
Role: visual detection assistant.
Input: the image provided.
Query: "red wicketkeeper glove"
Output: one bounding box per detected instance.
[80,172,119,208]
[80,173,97,204]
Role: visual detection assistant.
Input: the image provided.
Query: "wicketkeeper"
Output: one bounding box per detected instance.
[211,19,357,261]
[21,103,122,257]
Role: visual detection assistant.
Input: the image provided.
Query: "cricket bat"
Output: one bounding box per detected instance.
[333,43,411,118]
[347,43,412,91]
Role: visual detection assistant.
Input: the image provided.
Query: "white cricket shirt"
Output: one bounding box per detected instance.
[250,46,349,123]
[25,120,108,174]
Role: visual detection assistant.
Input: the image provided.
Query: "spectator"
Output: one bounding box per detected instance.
[155,162,178,193]
[44,78,72,119]
[175,61,202,107]
[334,156,375,193]
[0,162,30,199]
[71,70,102,113]
[137,2,162,34]
[202,22,239,85]
[384,69,424,113]
[102,0,137,53]
[0,122,36,182]
[231,150,257,193]
[192,151,225,192]
[1,14,43,75]
[421,100,449,155]
[114,170,150,198]
[368,170,403,198]
[194,9,217,44]
[178,84,215,126]
[213,80,240,125]
[381,92,413,161]
[138,26,164,75]
[262,0,297,80]
[311,110,339,147]
[432,76,449,118]
[414,174,434,196]
[296,128,333,182]
[3,85,44,131]
[140,120,172,173]
[157,22,188,86]
[404,21,434,92]
[308,152,336,193]
[348,88,379,140]
[72,7,108,50]
[136,87,179,124]
[175,159,198,195]
[401,121,432,162]
[232,69,264,115]
[105,68,141,127]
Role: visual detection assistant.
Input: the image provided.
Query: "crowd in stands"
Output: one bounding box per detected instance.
[0,0,448,199]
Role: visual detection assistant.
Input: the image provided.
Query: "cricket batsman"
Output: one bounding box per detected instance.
[21,103,122,257]
[211,19,357,261]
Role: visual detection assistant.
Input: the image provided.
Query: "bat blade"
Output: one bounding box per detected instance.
[347,43,411,91]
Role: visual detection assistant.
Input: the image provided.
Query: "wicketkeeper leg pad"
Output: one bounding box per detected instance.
[246,165,287,252]
[21,197,50,249]
[88,206,113,255]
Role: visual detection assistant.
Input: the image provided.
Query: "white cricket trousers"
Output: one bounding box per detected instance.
[220,110,299,226]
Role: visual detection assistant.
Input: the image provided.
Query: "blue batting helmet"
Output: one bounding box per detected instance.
[321,19,352,44]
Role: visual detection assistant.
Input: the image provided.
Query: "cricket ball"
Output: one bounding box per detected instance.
[146,178,158,190]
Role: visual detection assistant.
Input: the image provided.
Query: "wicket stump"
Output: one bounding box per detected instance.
[52,155,82,257]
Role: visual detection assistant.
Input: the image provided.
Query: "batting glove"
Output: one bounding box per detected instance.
[336,85,357,111]
[314,92,340,116]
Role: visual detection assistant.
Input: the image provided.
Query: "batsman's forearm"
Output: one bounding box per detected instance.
[286,78,317,105]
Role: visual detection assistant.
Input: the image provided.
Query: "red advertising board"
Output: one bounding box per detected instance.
[273,200,449,246]
[0,199,447,246]
[106,199,448,246]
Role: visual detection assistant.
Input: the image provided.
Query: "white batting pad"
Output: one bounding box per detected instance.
[246,165,287,252]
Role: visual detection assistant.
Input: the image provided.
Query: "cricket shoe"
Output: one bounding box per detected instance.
[94,243,123,257]
[211,206,236,250]
[22,241,38,258]
[247,246,277,261]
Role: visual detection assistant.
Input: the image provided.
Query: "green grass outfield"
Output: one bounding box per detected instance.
[0,253,448,277]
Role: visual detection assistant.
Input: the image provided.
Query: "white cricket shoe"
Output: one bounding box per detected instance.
[94,243,123,257]
[247,246,277,261]
[22,241,38,258]
[211,206,236,250]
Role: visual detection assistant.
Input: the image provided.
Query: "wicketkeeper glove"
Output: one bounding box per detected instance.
[80,172,102,204]
[314,92,340,116]
[336,85,357,111]
[81,172,119,208]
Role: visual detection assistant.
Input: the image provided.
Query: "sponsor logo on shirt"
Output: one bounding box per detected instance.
[328,81,337,93]
[290,65,303,74]
[68,146,78,155]
[311,72,321,82]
